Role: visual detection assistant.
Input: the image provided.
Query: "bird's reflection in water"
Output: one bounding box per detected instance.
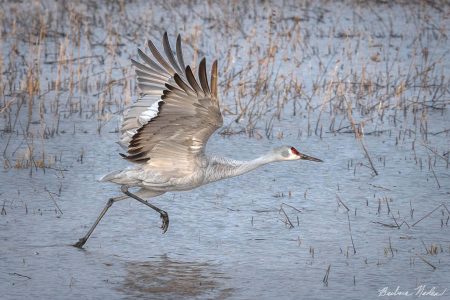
[120,255,233,299]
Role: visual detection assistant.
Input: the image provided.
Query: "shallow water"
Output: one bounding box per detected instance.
[1,0,450,299]
[1,117,449,299]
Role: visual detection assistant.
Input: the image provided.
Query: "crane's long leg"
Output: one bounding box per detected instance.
[73,186,169,249]
[73,194,128,249]
[120,185,169,233]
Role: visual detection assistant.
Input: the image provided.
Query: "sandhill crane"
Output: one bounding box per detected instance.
[73,33,322,248]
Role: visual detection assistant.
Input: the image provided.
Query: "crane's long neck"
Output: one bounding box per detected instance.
[204,153,277,184]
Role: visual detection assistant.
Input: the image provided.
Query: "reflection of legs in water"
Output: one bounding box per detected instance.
[73,186,167,249]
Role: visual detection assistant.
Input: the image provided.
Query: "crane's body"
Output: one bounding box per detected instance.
[74,33,322,248]
[100,149,302,192]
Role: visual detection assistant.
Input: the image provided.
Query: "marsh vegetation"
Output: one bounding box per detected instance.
[1,0,449,299]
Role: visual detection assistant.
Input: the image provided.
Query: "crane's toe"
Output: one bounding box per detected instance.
[73,238,87,249]
[160,211,169,233]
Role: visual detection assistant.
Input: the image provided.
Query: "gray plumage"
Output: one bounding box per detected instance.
[73,33,322,248]
[103,33,323,194]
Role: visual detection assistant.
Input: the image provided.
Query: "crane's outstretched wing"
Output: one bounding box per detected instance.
[119,33,222,177]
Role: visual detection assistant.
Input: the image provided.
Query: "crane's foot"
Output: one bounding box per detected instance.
[160,211,169,233]
[120,185,169,233]
[73,238,87,249]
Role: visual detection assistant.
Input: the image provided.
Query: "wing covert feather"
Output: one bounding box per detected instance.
[119,33,223,177]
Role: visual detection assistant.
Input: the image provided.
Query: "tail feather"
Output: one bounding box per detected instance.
[98,168,142,186]
[98,170,123,182]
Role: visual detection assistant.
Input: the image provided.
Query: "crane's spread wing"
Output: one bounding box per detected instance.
[119,33,222,177]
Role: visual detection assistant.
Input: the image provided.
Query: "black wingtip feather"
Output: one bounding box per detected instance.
[211,60,218,99]
[163,32,183,74]
[185,65,202,94]
[198,58,210,94]
[176,34,186,71]
[174,73,194,94]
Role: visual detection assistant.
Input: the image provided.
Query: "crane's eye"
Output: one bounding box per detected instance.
[290,147,300,156]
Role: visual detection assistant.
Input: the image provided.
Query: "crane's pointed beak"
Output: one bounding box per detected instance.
[300,153,323,162]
